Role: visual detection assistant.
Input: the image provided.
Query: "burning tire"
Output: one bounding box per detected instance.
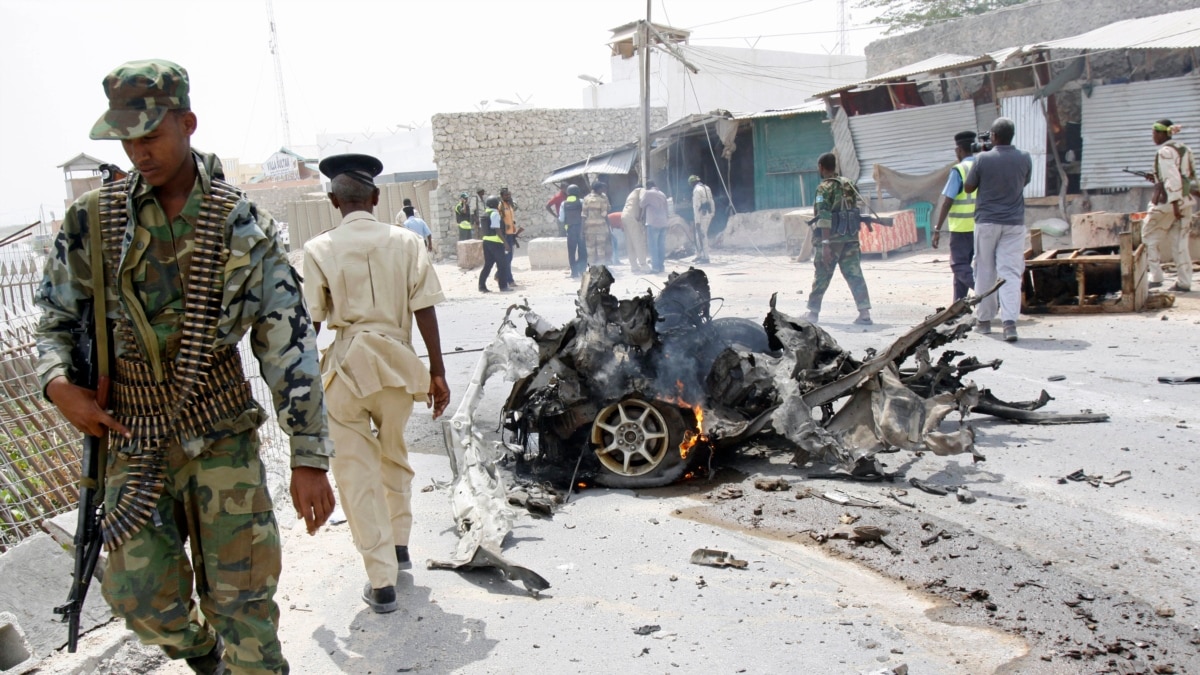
[589,399,695,488]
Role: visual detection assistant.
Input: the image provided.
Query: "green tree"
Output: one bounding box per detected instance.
[859,0,1032,33]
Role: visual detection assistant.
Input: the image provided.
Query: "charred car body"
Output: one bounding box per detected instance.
[501,266,1106,489]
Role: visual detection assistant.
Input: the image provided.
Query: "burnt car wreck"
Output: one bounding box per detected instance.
[434,265,1106,592]
[500,266,1108,488]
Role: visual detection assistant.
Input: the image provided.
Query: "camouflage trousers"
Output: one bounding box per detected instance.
[101,430,287,674]
[808,238,871,312]
[584,222,612,265]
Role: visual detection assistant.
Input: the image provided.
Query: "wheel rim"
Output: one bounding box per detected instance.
[591,400,671,477]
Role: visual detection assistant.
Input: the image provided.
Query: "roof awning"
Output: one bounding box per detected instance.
[733,100,826,120]
[812,53,995,98]
[542,144,639,184]
[1026,7,1200,52]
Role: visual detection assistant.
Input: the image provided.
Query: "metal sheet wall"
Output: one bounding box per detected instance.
[832,107,860,183]
[1081,75,1200,191]
[848,100,975,194]
[1000,95,1048,198]
[753,113,833,209]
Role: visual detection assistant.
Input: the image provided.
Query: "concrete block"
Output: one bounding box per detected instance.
[528,237,570,270]
[0,533,111,659]
[457,239,483,270]
[0,612,33,672]
[721,208,790,249]
[40,510,107,581]
[1070,211,1132,249]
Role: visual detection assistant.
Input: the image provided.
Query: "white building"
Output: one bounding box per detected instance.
[582,22,865,121]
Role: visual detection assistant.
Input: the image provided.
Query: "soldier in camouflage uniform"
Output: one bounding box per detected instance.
[805,153,872,325]
[35,59,335,675]
[582,181,612,266]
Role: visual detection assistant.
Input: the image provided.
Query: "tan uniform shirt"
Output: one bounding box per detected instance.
[302,210,445,399]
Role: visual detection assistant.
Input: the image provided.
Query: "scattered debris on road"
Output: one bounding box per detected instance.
[690,548,749,569]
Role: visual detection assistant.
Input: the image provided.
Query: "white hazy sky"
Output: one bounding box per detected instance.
[0,0,887,227]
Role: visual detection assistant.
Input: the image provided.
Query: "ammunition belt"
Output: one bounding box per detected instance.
[95,176,245,551]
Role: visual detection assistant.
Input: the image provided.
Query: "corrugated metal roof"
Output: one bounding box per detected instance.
[1080,75,1200,191]
[849,100,975,194]
[1034,7,1200,51]
[813,53,993,98]
[542,144,639,184]
[734,100,827,120]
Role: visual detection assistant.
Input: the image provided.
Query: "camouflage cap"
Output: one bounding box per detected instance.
[90,59,191,141]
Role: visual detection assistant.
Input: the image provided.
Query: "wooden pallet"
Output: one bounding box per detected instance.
[1021,227,1150,313]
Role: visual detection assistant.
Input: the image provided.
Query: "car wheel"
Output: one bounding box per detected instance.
[590,399,694,488]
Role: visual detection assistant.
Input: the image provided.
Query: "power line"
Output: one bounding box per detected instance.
[684,1,817,30]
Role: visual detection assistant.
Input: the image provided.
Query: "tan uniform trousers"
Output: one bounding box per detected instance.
[325,377,417,589]
[1143,202,1194,291]
[622,214,648,271]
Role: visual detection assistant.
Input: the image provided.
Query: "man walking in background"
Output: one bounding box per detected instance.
[546,183,568,236]
[641,181,670,274]
[932,131,978,302]
[689,175,714,264]
[560,184,586,278]
[965,117,1032,342]
[400,204,433,254]
[304,153,449,614]
[622,184,648,273]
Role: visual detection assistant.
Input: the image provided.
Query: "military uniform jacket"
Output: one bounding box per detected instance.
[582,193,610,229]
[813,175,861,243]
[35,151,333,470]
[302,210,445,401]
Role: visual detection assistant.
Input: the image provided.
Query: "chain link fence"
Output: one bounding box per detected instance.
[0,241,290,553]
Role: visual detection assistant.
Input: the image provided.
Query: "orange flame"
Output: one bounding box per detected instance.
[663,381,709,460]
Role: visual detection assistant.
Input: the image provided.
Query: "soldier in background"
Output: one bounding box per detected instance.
[36,59,334,673]
[498,187,519,287]
[621,184,648,273]
[472,187,488,239]
[804,153,872,325]
[1143,120,1195,293]
[582,181,611,266]
[453,192,473,241]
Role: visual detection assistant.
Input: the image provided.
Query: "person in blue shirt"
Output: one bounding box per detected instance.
[399,205,433,253]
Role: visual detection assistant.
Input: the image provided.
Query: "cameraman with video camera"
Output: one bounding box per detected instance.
[964,117,1032,343]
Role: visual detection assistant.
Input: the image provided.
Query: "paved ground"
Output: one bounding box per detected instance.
[32,247,1200,674]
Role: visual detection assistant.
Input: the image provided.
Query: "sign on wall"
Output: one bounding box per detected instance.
[264,152,300,182]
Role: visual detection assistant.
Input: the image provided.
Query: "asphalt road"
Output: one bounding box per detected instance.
[42,248,1200,674]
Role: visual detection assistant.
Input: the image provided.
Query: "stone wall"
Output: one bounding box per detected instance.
[865,0,1200,76]
[431,107,667,258]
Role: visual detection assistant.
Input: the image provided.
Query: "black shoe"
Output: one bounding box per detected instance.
[478,287,490,293]
[396,545,412,571]
[186,634,225,675]
[362,583,398,613]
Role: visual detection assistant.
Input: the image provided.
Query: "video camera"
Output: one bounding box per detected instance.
[971,131,993,154]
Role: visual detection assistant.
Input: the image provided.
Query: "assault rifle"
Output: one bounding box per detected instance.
[53,300,110,653]
[1123,168,1166,204]
[807,209,895,234]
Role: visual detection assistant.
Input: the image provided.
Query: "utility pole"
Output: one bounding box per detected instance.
[836,0,848,55]
[638,0,652,189]
[266,0,292,148]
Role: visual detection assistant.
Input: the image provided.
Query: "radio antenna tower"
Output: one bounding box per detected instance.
[266,0,292,147]
[836,0,849,55]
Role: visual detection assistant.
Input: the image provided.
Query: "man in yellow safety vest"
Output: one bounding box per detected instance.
[931,131,978,302]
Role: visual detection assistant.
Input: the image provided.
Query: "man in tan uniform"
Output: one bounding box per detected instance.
[1143,120,1195,292]
[582,181,611,266]
[302,154,450,613]
[622,185,648,273]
